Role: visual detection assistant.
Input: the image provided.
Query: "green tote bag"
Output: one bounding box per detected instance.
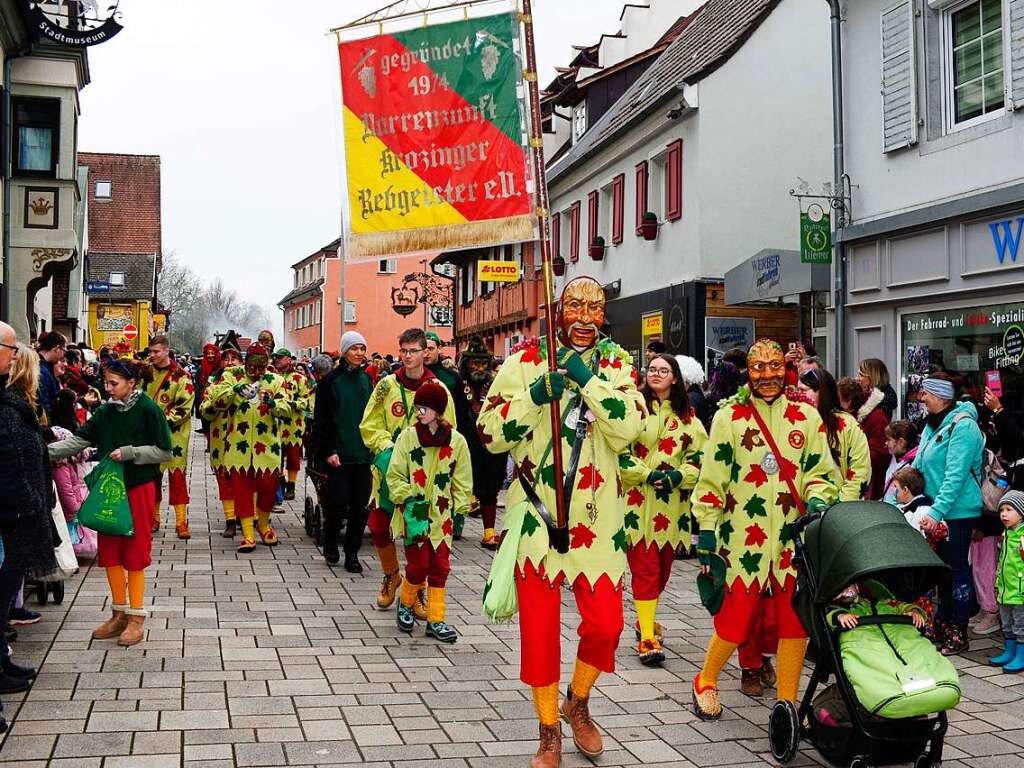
[78,457,135,537]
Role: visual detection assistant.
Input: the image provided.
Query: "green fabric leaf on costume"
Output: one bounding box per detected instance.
[618,454,632,470]
[502,419,530,443]
[612,527,627,552]
[624,510,640,530]
[600,397,626,421]
[256,422,269,435]
[654,484,672,504]
[780,521,795,546]
[435,472,450,490]
[521,511,541,536]
[236,440,249,454]
[714,442,733,465]
[801,452,821,473]
[540,463,556,489]
[482,579,492,604]
[719,519,734,545]
[739,550,763,575]
[410,446,426,466]
[270,443,280,455]
[744,495,767,518]
[173,445,183,457]
[238,401,250,414]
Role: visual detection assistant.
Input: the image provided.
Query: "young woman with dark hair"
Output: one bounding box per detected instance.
[799,368,871,501]
[621,354,708,665]
[881,420,920,502]
[838,375,890,499]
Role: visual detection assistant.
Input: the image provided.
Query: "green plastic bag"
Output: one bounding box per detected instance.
[78,457,134,537]
[482,502,532,624]
[403,499,431,543]
[373,447,395,514]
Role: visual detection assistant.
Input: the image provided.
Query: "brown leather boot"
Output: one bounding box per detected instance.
[560,686,603,758]
[92,606,128,640]
[741,668,763,697]
[117,613,146,647]
[530,723,562,768]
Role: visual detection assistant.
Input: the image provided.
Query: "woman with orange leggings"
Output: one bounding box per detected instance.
[49,358,173,647]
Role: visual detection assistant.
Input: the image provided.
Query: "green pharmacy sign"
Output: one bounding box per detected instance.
[800,208,832,264]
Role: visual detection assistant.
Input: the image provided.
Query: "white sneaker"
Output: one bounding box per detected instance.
[972,611,1001,636]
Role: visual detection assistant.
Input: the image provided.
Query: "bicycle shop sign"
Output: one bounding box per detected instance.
[25,1,124,47]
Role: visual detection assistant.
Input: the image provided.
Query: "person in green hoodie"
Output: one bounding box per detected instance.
[912,373,985,655]
[313,331,373,573]
[989,490,1024,672]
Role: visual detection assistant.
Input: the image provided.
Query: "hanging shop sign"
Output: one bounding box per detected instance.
[478,259,520,282]
[800,204,832,264]
[641,312,663,339]
[26,1,124,47]
[337,11,534,260]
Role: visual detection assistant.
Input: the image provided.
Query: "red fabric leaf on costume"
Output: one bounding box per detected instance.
[744,524,767,548]
[258,403,270,416]
[779,549,794,570]
[437,497,449,512]
[413,469,427,487]
[500,400,512,419]
[442,518,453,536]
[439,446,453,460]
[520,346,543,365]
[846,468,856,480]
[725,492,738,513]
[779,457,799,482]
[658,437,677,455]
[699,492,723,507]
[254,443,267,455]
[653,513,671,533]
[730,403,754,421]
[627,488,645,507]
[577,465,604,491]
[569,523,596,549]
[635,444,649,460]
[185,383,195,394]
[744,464,768,487]
[784,403,806,425]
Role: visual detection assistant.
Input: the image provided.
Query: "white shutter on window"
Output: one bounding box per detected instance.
[881,1,918,152]
[1010,0,1024,109]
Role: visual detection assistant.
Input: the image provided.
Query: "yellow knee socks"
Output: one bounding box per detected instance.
[377,543,399,575]
[240,516,255,542]
[776,637,808,702]
[106,566,127,605]
[174,504,187,527]
[399,578,421,608]
[152,502,161,525]
[126,570,145,611]
[570,659,601,699]
[698,633,739,690]
[483,527,495,539]
[223,499,236,521]
[635,599,658,642]
[427,586,446,623]
[287,469,298,484]
[532,683,560,725]
[257,508,271,534]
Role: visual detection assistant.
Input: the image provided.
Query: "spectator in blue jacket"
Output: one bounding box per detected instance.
[913,373,984,656]
[36,331,66,421]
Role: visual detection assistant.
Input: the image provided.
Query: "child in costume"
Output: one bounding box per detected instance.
[989,490,1024,672]
[386,381,471,643]
[49,358,173,646]
[621,353,706,666]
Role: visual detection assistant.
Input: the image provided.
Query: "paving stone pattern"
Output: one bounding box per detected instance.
[1,431,1022,766]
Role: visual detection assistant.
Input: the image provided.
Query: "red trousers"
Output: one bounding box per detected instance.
[155,469,189,506]
[714,574,806,645]
[215,469,232,501]
[626,540,675,600]
[284,443,302,473]
[368,504,394,549]
[230,470,279,520]
[738,598,780,668]
[515,561,624,687]
[98,481,155,571]
[404,541,451,587]
[480,501,497,530]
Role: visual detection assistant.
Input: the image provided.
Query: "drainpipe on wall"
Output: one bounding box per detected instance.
[825,0,848,375]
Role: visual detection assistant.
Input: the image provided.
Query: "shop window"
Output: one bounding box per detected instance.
[901,301,1023,423]
[611,173,624,245]
[569,201,581,263]
[13,97,60,177]
[95,181,112,199]
[666,139,682,221]
[634,161,648,234]
[944,0,1005,129]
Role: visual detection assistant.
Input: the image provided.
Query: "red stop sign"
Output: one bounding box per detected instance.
[122,325,138,340]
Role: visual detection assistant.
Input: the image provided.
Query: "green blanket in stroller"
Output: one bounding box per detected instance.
[830,598,961,720]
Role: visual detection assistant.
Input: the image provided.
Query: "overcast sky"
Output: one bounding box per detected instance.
[77,0,627,337]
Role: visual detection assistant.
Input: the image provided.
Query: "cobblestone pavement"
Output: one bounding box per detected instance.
[1,431,1023,767]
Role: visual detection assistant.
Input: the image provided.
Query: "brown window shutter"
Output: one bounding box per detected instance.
[666,139,682,221]
[611,173,624,245]
[570,201,581,263]
[587,190,598,244]
[635,161,648,234]
[551,212,560,258]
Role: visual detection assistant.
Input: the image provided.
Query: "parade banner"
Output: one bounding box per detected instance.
[338,11,534,260]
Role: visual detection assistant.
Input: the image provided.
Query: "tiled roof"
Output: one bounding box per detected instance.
[548,0,778,184]
[278,278,325,308]
[86,252,156,300]
[78,152,161,254]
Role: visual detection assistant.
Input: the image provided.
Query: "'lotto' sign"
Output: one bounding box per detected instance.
[478,260,520,283]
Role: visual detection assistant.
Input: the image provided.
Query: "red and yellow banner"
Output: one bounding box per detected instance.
[338,12,534,260]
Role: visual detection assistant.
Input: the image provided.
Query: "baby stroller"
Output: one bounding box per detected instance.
[302,465,327,547]
[769,501,952,768]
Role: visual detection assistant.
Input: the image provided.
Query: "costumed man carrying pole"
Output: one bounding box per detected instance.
[459,336,508,550]
[200,332,244,537]
[478,276,644,768]
[145,334,195,539]
[690,339,837,737]
[196,343,221,448]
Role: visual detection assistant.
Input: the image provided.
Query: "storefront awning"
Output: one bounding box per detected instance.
[724,248,830,305]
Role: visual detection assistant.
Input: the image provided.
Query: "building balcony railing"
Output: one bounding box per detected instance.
[456,279,536,338]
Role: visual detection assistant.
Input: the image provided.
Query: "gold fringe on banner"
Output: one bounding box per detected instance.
[347,214,535,261]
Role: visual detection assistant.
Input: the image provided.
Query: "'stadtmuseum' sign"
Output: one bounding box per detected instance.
[27,1,124,47]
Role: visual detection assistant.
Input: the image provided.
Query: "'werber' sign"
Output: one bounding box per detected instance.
[337,12,534,260]
[26,1,124,47]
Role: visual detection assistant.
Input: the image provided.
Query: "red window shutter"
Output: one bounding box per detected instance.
[587,190,598,244]
[551,212,560,258]
[611,173,624,245]
[666,139,682,221]
[635,161,648,234]
[570,201,581,263]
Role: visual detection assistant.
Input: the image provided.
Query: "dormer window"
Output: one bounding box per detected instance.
[572,102,587,143]
[109,272,125,287]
